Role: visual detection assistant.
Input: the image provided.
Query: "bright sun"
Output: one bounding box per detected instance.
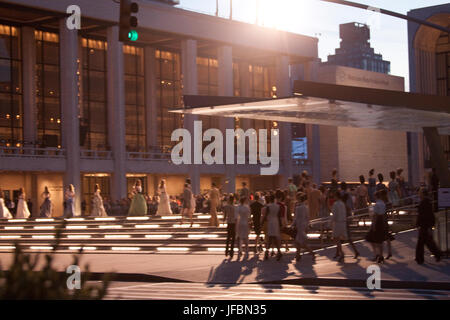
[257,0,310,31]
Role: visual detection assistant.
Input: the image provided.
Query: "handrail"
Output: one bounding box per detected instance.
[80,149,113,159]
[0,146,66,158]
[308,196,423,228]
[127,151,171,161]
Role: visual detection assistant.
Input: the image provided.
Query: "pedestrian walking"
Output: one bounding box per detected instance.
[39,186,53,217]
[368,169,377,203]
[415,188,442,265]
[223,195,236,258]
[263,194,282,261]
[331,191,347,263]
[128,179,147,216]
[250,193,264,253]
[209,182,220,227]
[365,191,387,263]
[91,184,108,217]
[355,175,369,212]
[236,197,251,255]
[340,182,360,259]
[0,188,13,219]
[16,187,31,219]
[292,192,315,262]
[64,184,76,218]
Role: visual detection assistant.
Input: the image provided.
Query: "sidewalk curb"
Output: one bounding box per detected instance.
[252,278,450,291]
[86,272,450,291]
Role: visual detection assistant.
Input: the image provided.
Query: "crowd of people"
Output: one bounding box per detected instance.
[0,167,443,265]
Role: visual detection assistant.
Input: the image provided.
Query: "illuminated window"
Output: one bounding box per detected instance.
[0,25,22,147]
[35,30,60,148]
[155,49,182,151]
[124,45,145,152]
[81,37,108,150]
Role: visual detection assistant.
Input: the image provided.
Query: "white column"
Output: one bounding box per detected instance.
[107,26,127,201]
[218,45,236,193]
[181,39,200,195]
[304,60,321,184]
[275,55,292,187]
[144,46,158,150]
[59,19,80,215]
[21,26,37,145]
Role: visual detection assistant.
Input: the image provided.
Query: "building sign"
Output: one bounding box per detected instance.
[438,188,450,208]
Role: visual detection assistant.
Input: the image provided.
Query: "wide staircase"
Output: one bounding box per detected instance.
[0,199,423,255]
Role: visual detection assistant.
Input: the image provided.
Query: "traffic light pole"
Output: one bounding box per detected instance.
[318,0,450,34]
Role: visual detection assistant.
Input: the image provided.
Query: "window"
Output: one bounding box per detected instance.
[35,30,60,148]
[124,45,145,152]
[197,56,219,131]
[0,24,22,147]
[436,31,450,97]
[249,63,276,152]
[432,29,450,163]
[155,49,182,151]
[81,37,108,150]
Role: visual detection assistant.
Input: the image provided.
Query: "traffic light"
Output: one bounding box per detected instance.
[119,0,139,42]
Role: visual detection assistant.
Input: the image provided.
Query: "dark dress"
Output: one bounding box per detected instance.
[250,201,264,235]
[368,177,377,203]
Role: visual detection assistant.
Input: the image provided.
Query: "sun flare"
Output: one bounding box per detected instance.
[257,0,311,31]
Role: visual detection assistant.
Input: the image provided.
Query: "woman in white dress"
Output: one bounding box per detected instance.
[0,189,13,219]
[236,197,251,254]
[91,184,108,217]
[39,186,53,217]
[16,187,31,219]
[331,191,348,263]
[64,184,76,218]
[262,194,282,261]
[292,193,315,262]
[156,179,172,216]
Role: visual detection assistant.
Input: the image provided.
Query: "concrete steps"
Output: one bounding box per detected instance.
[0,212,417,254]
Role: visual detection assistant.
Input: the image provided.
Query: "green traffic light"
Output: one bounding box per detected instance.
[128,30,138,41]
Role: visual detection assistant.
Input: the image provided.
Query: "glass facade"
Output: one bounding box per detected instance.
[197,56,219,130]
[155,49,182,150]
[35,30,60,148]
[249,64,274,150]
[124,45,145,152]
[434,30,450,163]
[0,24,22,147]
[81,37,108,150]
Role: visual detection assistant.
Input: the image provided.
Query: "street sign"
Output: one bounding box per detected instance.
[438,188,450,208]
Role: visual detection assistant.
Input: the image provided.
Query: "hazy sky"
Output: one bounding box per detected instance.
[177,0,449,91]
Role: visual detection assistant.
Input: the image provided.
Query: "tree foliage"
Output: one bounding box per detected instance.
[0,220,110,299]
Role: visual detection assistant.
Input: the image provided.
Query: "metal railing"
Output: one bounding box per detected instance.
[0,146,66,158]
[80,149,113,159]
[306,195,421,245]
[127,151,172,161]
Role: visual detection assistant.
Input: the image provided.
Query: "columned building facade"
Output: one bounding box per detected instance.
[0,0,318,216]
[407,4,450,186]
